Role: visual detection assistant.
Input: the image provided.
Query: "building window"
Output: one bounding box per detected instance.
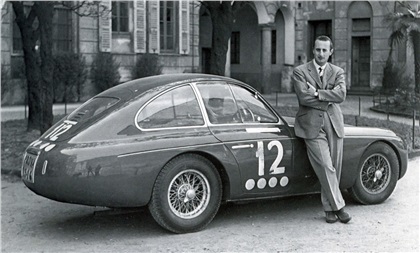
[13,7,71,54]
[352,18,370,32]
[53,8,72,52]
[309,20,332,62]
[231,32,240,64]
[112,1,129,33]
[160,1,177,52]
[310,20,332,43]
[272,30,276,64]
[12,21,23,54]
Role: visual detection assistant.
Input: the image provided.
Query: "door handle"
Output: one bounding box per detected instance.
[232,144,254,150]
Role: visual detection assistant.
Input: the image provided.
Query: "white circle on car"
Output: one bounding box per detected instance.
[245,179,255,190]
[257,178,266,189]
[280,176,289,187]
[269,177,278,188]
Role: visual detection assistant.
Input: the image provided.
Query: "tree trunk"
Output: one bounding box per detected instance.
[12,2,55,134]
[207,2,234,76]
[12,2,42,132]
[34,2,54,133]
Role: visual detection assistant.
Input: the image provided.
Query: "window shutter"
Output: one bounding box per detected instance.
[134,0,146,53]
[99,0,112,52]
[148,0,160,54]
[179,0,190,55]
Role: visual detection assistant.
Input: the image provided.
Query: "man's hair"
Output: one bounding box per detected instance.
[314,35,333,50]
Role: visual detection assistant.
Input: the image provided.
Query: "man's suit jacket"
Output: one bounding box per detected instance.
[293,61,347,139]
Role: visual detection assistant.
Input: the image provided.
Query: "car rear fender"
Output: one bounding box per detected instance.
[165,148,241,202]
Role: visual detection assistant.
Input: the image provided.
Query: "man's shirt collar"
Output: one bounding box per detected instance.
[313,59,326,71]
[313,59,326,76]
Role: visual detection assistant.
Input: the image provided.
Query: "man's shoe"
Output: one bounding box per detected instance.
[325,211,337,223]
[334,209,351,223]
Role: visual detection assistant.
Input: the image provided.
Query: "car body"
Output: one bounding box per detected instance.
[22,74,408,233]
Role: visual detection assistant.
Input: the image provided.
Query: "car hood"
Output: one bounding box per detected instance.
[282,116,397,138]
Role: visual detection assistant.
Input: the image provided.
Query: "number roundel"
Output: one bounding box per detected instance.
[246,140,288,191]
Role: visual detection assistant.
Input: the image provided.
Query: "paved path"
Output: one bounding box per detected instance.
[1,94,417,126]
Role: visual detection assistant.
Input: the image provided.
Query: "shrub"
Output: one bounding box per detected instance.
[90,53,121,93]
[394,85,420,110]
[53,52,87,103]
[131,53,162,79]
[381,59,413,94]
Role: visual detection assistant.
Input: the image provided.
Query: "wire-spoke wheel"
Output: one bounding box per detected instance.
[360,154,391,194]
[168,169,210,219]
[149,154,222,234]
[349,143,399,205]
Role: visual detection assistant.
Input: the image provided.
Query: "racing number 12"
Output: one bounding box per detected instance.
[256,140,285,176]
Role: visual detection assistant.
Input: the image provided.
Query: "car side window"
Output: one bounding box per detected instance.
[196,83,240,124]
[136,85,204,129]
[230,84,278,123]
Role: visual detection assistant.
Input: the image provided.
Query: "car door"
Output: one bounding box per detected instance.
[196,82,298,198]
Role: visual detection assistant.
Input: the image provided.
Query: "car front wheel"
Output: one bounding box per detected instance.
[148,154,222,233]
[348,143,399,205]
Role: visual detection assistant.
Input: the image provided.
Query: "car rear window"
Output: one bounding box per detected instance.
[68,97,119,123]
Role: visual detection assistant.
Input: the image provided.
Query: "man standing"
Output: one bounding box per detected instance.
[293,35,351,224]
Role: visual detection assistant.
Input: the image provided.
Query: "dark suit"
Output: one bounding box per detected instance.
[293,60,347,211]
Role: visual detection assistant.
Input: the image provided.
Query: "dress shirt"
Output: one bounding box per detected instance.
[313,59,326,78]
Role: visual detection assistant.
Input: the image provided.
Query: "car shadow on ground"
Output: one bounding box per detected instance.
[213,191,358,226]
[36,191,358,239]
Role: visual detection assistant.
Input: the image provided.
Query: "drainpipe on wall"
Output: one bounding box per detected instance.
[191,6,195,72]
[225,39,231,77]
[261,25,272,94]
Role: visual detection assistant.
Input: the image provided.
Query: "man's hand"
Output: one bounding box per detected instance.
[306,82,318,97]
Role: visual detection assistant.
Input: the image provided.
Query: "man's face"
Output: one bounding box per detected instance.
[208,98,224,114]
[313,40,333,66]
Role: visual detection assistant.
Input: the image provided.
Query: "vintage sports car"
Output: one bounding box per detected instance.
[22,74,408,233]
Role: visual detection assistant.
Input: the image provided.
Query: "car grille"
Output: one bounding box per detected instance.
[21,151,39,183]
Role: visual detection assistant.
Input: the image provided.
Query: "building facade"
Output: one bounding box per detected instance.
[200,0,412,94]
[1,0,200,104]
[1,1,414,105]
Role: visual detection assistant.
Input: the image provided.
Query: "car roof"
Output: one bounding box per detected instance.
[98,73,244,100]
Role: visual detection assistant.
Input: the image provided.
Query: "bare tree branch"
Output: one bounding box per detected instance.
[60,1,110,18]
[232,1,250,15]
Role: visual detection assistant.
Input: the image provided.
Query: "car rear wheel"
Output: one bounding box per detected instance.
[348,143,399,205]
[148,154,222,233]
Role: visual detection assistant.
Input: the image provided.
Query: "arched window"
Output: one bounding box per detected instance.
[348,1,372,90]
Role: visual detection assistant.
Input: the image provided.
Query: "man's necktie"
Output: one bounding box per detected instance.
[319,67,323,83]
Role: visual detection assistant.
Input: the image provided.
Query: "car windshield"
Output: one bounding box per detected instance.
[68,97,119,123]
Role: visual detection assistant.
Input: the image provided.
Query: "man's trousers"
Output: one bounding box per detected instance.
[304,111,345,211]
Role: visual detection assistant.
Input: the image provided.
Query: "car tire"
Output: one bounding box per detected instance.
[348,142,399,205]
[148,154,222,233]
